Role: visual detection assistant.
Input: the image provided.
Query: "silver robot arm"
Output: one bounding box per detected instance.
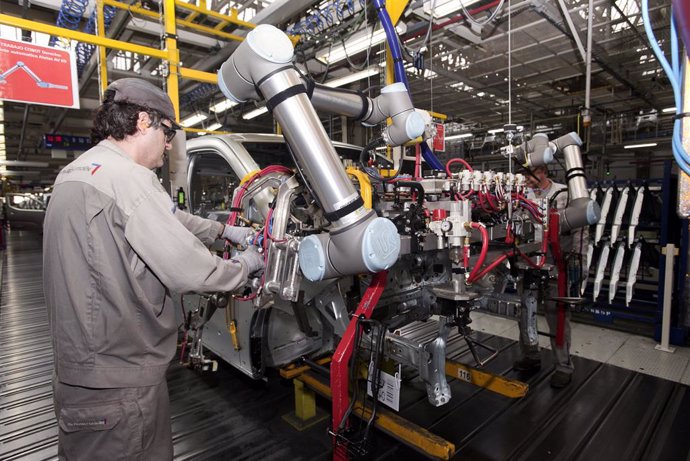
[217,24,401,281]
[555,133,601,233]
[518,132,601,234]
[307,80,425,147]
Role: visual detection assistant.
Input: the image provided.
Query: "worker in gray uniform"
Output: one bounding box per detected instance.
[43,78,264,460]
[514,165,586,388]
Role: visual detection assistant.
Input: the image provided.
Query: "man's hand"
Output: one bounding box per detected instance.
[235,245,264,276]
[222,225,254,244]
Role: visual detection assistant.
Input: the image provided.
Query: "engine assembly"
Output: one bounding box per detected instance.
[179,23,600,455]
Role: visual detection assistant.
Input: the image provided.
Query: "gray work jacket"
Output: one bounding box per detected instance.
[43,140,249,388]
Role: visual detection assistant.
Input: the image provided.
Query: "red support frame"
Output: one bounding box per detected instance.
[331,271,388,461]
[548,210,567,347]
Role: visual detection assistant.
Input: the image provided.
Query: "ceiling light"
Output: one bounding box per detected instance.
[206,122,222,131]
[243,106,268,120]
[317,28,387,65]
[0,160,50,167]
[324,68,380,88]
[424,0,481,18]
[662,107,677,113]
[181,112,208,127]
[210,99,239,114]
[445,133,473,140]
[624,142,657,149]
[488,128,504,134]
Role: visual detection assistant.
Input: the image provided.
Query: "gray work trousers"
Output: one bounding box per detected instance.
[518,282,574,375]
[53,376,173,461]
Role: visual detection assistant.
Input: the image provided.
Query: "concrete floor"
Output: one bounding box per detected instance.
[470,310,690,384]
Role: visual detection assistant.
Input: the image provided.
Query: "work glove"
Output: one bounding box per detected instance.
[235,245,264,276]
[222,225,254,244]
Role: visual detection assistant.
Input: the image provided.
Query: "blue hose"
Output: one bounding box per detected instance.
[74,5,116,76]
[373,0,444,171]
[641,0,690,175]
[49,0,89,47]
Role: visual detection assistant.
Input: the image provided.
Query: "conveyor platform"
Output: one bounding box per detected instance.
[2,229,690,460]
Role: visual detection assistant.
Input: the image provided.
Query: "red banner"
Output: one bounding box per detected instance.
[433,123,445,152]
[0,38,79,109]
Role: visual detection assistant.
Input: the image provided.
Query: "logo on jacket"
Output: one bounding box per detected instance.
[90,163,102,175]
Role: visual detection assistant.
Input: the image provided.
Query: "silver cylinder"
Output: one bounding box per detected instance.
[562,144,589,201]
[258,70,363,220]
[310,84,372,119]
[559,139,601,232]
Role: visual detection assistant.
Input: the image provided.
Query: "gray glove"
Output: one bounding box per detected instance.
[235,245,264,276]
[222,225,254,244]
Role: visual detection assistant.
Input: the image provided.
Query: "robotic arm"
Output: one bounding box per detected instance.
[517,132,601,233]
[217,24,413,281]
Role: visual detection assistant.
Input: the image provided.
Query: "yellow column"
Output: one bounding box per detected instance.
[164,0,180,122]
[96,0,108,99]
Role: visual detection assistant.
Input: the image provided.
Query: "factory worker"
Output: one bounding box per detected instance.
[43,78,263,460]
[514,165,586,388]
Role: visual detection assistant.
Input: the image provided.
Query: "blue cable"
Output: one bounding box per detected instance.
[373,0,445,171]
[641,0,690,175]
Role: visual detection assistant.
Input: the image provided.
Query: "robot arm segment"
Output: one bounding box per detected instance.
[217,24,400,281]
[557,133,601,233]
[307,80,425,147]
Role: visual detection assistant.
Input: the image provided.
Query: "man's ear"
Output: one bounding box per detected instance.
[137,111,151,132]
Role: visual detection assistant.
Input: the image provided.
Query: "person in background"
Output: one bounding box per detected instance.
[514,165,586,388]
[43,78,263,460]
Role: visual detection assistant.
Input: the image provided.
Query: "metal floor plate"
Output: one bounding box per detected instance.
[2,229,690,461]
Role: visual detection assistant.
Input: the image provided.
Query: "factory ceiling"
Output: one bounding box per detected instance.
[0,0,677,184]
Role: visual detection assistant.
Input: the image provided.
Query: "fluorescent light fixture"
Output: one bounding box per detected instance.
[243,106,268,120]
[488,128,504,134]
[210,99,239,114]
[445,133,473,140]
[181,112,208,127]
[324,68,380,88]
[317,28,386,64]
[0,160,50,167]
[624,142,657,149]
[3,170,40,177]
[662,107,677,113]
[206,122,222,131]
[424,0,480,18]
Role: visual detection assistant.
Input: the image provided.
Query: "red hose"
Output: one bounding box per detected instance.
[445,158,473,178]
[467,251,514,283]
[467,222,489,282]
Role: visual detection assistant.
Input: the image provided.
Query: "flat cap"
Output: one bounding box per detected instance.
[106,78,180,128]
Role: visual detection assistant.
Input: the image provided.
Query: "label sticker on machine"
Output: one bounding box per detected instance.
[457,368,472,383]
[367,362,401,412]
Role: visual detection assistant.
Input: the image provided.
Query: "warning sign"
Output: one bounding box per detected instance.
[0,38,79,109]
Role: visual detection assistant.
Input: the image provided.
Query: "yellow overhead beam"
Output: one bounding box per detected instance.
[0,14,169,60]
[176,18,245,42]
[104,0,245,42]
[178,67,217,84]
[183,127,233,135]
[174,1,256,30]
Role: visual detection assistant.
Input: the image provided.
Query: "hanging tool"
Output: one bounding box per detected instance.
[595,186,614,245]
[593,242,610,301]
[628,186,645,247]
[608,242,626,303]
[609,185,630,245]
[580,241,594,296]
[625,242,642,306]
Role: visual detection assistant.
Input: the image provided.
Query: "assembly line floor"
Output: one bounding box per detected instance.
[2,228,690,460]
